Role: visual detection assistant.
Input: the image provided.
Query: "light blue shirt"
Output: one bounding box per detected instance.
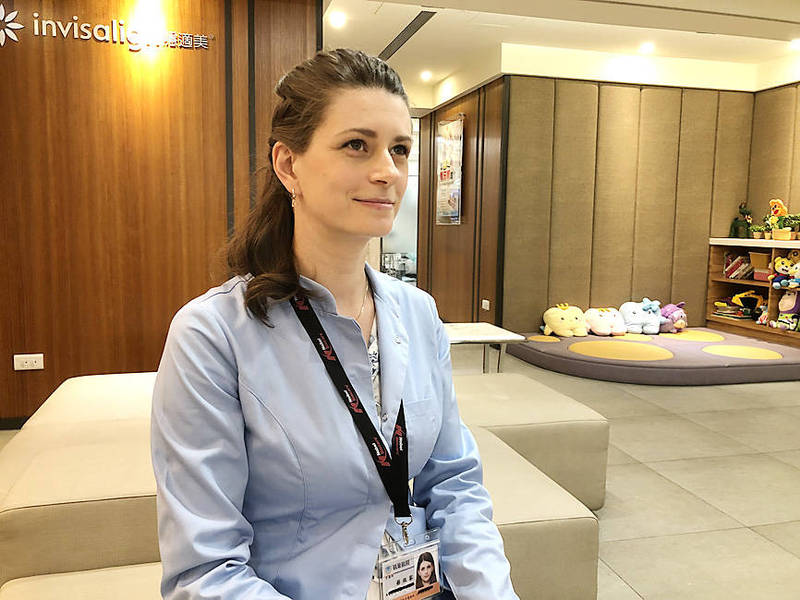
[151,264,519,599]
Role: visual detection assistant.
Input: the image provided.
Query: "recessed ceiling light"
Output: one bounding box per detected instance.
[421,70,432,82]
[791,38,800,51]
[329,11,347,29]
[639,42,655,54]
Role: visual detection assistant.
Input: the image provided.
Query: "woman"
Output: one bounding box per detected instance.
[416,552,438,590]
[150,48,518,600]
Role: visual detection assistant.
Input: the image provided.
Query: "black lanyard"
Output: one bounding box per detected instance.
[290,293,411,523]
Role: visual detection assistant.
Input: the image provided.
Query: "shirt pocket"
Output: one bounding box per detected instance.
[403,396,441,478]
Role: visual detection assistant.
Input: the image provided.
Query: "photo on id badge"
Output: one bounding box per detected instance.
[382,542,441,599]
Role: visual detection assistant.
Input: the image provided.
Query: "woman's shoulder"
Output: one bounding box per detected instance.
[169,275,251,335]
[371,268,436,314]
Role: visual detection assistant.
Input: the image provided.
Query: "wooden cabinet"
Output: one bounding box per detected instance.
[706,238,800,348]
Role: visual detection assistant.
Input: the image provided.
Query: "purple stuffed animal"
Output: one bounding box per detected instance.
[660,302,687,333]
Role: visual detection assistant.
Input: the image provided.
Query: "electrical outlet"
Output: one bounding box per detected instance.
[481,299,491,311]
[13,353,44,371]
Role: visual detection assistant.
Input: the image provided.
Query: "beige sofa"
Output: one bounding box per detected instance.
[0,371,606,599]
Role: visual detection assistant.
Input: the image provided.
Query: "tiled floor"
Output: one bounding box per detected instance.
[450,344,800,600]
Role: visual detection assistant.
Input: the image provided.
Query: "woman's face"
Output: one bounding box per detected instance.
[290,87,412,241]
[418,559,434,583]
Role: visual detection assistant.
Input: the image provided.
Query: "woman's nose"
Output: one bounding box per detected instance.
[370,150,400,183]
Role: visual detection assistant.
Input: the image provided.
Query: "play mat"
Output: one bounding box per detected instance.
[507,327,800,385]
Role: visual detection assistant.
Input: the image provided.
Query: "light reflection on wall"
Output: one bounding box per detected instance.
[128,0,167,59]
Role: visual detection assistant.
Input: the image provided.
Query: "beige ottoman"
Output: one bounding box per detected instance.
[0,420,158,587]
[0,563,161,600]
[456,373,609,510]
[473,427,598,599]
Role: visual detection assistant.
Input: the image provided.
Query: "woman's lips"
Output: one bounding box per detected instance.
[355,198,394,206]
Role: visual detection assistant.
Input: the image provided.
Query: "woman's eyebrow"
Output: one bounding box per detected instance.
[337,127,412,143]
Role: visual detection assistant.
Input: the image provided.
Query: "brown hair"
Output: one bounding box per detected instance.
[226,48,408,326]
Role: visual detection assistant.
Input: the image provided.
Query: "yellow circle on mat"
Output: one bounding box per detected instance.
[568,341,674,361]
[701,345,783,360]
[527,335,560,343]
[662,330,724,342]
[616,333,652,341]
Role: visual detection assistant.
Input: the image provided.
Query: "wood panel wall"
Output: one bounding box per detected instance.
[748,83,800,219]
[420,77,506,323]
[0,0,318,422]
[503,75,755,333]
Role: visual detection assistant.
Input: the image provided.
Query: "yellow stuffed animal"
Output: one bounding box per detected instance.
[770,198,789,217]
[542,303,589,337]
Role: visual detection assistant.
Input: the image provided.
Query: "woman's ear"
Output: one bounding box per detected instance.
[272,141,299,196]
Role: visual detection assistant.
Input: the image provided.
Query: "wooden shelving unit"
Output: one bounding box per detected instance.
[707,238,800,348]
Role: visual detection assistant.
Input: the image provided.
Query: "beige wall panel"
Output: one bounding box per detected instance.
[631,87,682,303]
[502,77,555,333]
[548,80,598,308]
[791,83,800,214]
[710,92,753,237]
[673,89,718,326]
[590,85,640,308]
[748,85,796,220]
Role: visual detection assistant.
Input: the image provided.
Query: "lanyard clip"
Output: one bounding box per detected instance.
[394,515,413,545]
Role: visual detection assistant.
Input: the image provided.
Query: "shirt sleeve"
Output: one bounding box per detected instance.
[410,297,520,600]
[150,303,293,600]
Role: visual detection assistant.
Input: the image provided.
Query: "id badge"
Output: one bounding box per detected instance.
[368,529,442,600]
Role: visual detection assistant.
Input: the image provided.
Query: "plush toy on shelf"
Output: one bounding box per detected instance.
[584,307,627,336]
[542,303,589,337]
[729,202,752,238]
[768,290,800,331]
[660,302,688,333]
[787,262,800,289]
[788,249,800,263]
[769,256,796,289]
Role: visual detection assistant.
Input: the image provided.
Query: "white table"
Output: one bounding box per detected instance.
[443,322,526,373]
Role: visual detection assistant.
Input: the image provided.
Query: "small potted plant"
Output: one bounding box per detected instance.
[750,224,765,239]
[763,215,772,239]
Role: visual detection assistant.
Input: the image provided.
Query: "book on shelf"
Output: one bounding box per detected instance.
[729,263,754,279]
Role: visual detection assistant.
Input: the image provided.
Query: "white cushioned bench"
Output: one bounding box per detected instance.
[455,373,609,510]
[0,563,161,599]
[0,371,603,599]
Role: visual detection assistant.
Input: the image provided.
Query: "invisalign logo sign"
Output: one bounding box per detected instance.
[0,4,24,47]
[0,4,211,52]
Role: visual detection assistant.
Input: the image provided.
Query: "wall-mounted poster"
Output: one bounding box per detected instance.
[435,115,464,225]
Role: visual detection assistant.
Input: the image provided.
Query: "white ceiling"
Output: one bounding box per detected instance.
[323,1,800,108]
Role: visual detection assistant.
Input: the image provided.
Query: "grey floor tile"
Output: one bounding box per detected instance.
[595,464,740,542]
[684,408,800,452]
[601,528,800,600]
[649,455,800,526]
[622,383,772,413]
[597,559,642,600]
[754,521,800,560]
[609,414,756,462]
[0,430,17,452]
[771,450,800,470]
[607,444,638,466]
[717,380,800,407]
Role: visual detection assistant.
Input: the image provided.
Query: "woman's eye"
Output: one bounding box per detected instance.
[345,139,366,151]
[392,145,410,157]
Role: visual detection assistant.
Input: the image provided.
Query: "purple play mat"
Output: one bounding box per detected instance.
[507,327,800,385]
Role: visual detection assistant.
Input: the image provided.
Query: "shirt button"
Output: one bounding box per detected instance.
[393,335,401,344]
[382,414,389,422]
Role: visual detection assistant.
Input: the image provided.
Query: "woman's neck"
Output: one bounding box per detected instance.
[293,222,370,317]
